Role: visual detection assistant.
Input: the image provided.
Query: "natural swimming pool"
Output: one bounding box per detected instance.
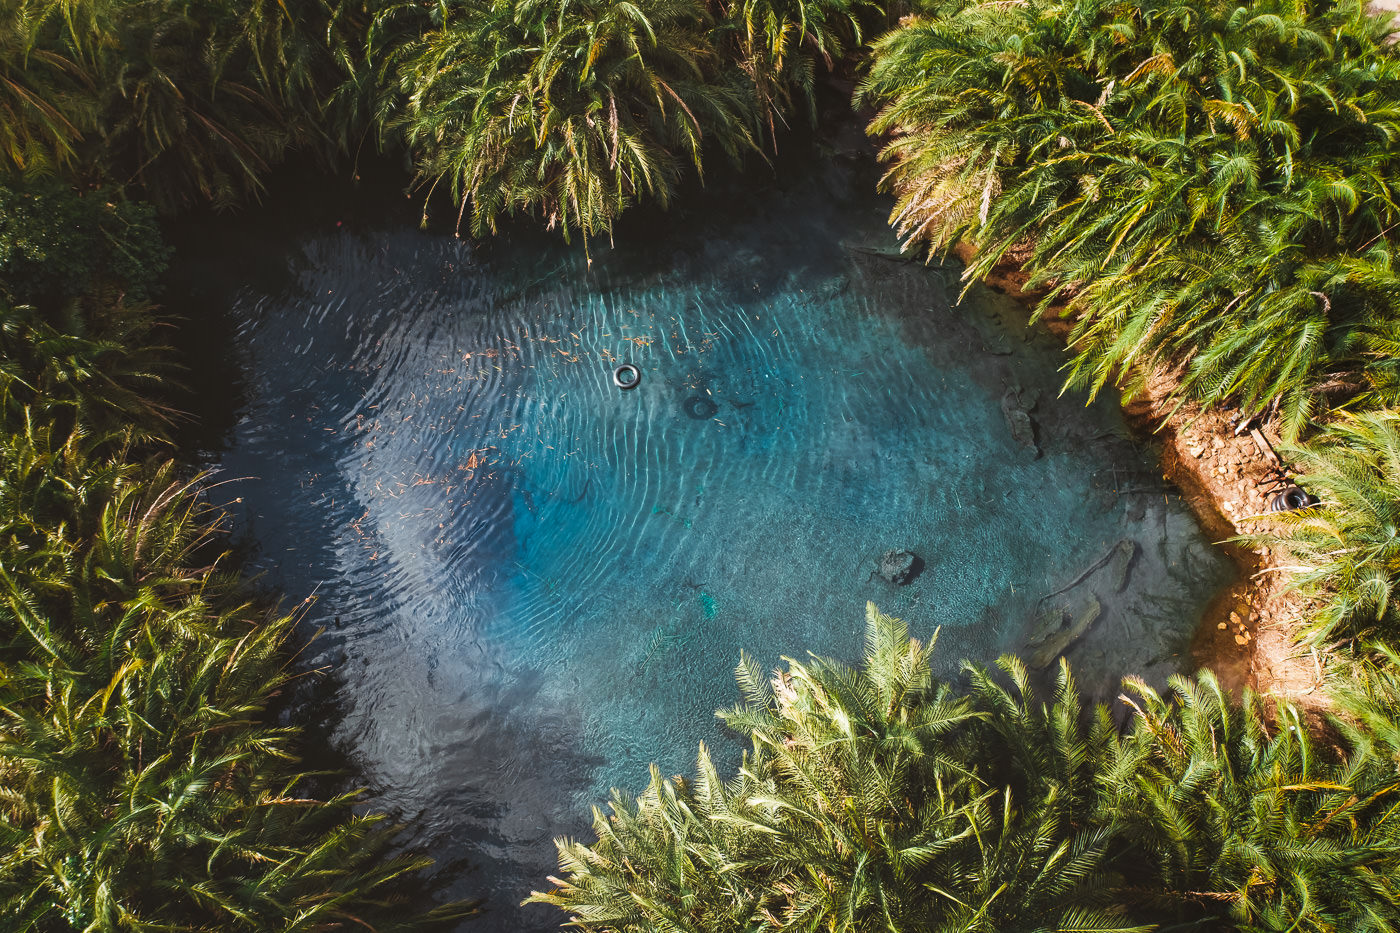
[176,161,1231,928]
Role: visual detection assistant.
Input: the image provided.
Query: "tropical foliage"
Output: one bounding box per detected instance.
[0,179,169,304]
[359,0,872,240]
[1,0,342,208]
[10,0,1400,928]
[529,605,1400,931]
[0,190,465,926]
[1116,670,1400,930]
[861,0,1400,439]
[529,604,1143,931]
[1330,643,1400,770]
[1,0,874,229]
[719,0,871,144]
[0,424,468,929]
[1251,411,1400,646]
[369,0,758,241]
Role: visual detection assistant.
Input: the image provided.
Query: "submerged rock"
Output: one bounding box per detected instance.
[1042,537,1139,603]
[841,240,919,263]
[683,395,719,420]
[1105,539,1139,593]
[1000,386,1040,457]
[876,549,923,585]
[982,333,1014,356]
[1025,604,1069,647]
[1028,595,1103,668]
[818,275,850,299]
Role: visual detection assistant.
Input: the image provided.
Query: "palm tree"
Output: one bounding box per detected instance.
[714,0,870,147]
[0,420,471,930]
[1329,642,1400,778]
[860,0,1400,439]
[0,298,172,449]
[5,0,342,209]
[0,4,92,175]
[375,0,757,242]
[1114,670,1400,930]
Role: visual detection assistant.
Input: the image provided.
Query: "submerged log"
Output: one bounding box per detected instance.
[1105,539,1138,593]
[1037,537,1138,607]
[1029,596,1103,669]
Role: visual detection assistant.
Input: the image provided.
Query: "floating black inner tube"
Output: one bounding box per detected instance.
[613,364,641,390]
[683,395,719,420]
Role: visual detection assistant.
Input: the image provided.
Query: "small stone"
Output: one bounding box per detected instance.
[1189,446,1205,458]
[1229,612,1241,625]
[1224,501,1236,512]
[1234,634,1248,645]
[1212,437,1225,450]
[1217,622,1227,630]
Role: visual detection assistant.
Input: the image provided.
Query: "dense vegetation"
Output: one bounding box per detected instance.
[0,0,342,208]
[862,0,1400,441]
[0,185,469,926]
[1255,411,1400,647]
[7,0,1400,929]
[1,0,868,236]
[529,606,1400,931]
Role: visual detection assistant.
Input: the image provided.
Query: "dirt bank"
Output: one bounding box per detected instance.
[955,243,1328,713]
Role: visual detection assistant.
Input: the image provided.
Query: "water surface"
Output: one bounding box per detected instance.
[177,160,1231,928]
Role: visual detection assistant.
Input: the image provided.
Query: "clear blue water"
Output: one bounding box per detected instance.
[183,163,1231,928]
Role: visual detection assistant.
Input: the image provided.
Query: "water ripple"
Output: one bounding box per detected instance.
[204,200,1232,931]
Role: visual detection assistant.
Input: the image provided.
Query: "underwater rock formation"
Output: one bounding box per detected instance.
[683,395,719,420]
[1001,386,1040,457]
[876,549,923,585]
[1023,538,1140,668]
[1105,539,1138,593]
[1028,595,1103,669]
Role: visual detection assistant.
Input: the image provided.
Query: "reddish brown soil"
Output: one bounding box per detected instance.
[954,243,1328,711]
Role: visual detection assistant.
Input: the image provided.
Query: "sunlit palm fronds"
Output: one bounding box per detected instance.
[530,604,1147,932]
[5,0,345,208]
[379,0,757,242]
[862,0,1400,438]
[1250,411,1400,645]
[1118,670,1400,929]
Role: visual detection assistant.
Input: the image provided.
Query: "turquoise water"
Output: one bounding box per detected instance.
[185,165,1231,927]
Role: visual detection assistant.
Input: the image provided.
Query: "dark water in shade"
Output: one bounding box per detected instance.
[174,158,1231,929]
